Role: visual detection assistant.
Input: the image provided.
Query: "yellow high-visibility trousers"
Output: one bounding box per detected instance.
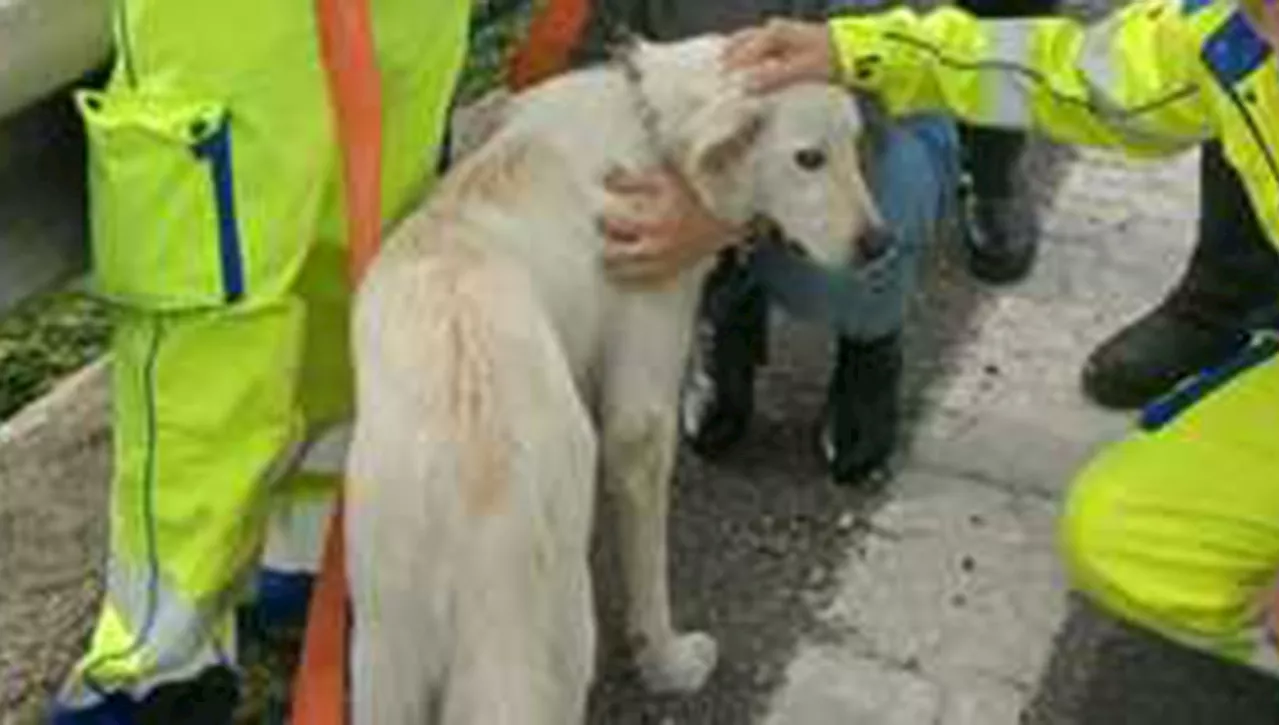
[1062,343,1278,671]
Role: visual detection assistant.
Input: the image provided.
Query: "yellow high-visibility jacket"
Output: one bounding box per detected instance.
[830,0,1277,244]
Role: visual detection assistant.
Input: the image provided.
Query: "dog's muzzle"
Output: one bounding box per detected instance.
[746,221,908,340]
[749,217,891,269]
[856,225,893,265]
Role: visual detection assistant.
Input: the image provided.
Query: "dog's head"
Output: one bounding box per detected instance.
[623,37,883,269]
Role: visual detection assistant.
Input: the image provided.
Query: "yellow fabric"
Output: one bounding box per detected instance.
[83,1,336,309]
[78,92,236,308]
[294,240,357,430]
[113,308,305,601]
[372,0,471,226]
[829,0,1278,245]
[64,0,472,705]
[301,0,471,430]
[80,606,155,686]
[1061,356,1279,660]
[63,304,304,703]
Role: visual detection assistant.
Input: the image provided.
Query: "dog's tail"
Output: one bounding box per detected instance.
[346,248,597,725]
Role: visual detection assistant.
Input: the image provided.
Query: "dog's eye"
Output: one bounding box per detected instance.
[794,147,827,171]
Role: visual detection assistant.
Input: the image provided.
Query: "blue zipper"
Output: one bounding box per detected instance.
[192,120,246,304]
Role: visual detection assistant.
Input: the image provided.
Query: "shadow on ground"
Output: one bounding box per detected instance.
[1024,597,1278,725]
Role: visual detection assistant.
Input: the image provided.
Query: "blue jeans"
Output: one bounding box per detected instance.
[749,115,960,340]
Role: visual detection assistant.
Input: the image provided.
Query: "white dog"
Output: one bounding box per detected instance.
[345,34,881,724]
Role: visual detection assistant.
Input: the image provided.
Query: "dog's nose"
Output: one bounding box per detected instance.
[857,226,893,264]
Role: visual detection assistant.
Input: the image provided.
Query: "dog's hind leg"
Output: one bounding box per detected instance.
[348,460,453,725]
[349,594,444,724]
[439,513,596,725]
[599,297,719,695]
[348,406,459,725]
[436,310,599,725]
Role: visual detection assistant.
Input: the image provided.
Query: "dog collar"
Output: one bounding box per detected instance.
[606,29,679,168]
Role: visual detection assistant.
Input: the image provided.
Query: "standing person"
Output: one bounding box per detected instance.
[52,1,471,722]
[954,0,1058,285]
[603,0,1279,668]
[578,0,962,485]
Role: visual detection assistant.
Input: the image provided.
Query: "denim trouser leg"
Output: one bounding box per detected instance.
[750,115,960,341]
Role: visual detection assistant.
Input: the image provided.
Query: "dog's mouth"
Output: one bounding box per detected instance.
[747,216,808,259]
[748,216,890,267]
[854,226,892,265]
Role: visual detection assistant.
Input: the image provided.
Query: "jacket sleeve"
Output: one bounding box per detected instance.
[828,0,1221,155]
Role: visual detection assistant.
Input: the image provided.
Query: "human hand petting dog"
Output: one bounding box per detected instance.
[599,165,740,286]
[600,21,838,285]
[722,18,837,93]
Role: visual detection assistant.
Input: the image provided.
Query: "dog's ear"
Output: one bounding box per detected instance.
[685,92,767,182]
[681,93,767,221]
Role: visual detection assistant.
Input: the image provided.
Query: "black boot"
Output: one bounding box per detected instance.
[132,666,240,725]
[960,127,1040,284]
[820,333,903,486]
[50,667,240,725]
[681,252,769,458]
[1081,297,1255,409]
[954,0,1054,285]
[1083,143,1278,408]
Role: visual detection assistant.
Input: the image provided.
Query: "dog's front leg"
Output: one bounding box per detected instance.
[601,406,718,694]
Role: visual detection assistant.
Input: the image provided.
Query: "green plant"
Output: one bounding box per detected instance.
[0,291,111,420]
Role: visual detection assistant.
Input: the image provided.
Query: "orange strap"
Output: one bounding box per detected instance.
[290,0,382,721]
[289,506,348,725]
[507,0,590,91]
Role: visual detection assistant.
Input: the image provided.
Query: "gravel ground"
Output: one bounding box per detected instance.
[0,363,110,725]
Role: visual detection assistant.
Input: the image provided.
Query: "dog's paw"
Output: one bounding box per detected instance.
[637,631,719,694]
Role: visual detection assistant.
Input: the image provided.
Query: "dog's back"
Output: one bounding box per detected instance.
[347,201,598,723]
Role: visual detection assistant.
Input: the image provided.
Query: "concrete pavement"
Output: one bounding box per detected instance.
[758,148,1276,724]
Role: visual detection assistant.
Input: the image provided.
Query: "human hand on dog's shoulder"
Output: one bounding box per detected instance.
[723,18,836,94]
[599,165,740,286]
